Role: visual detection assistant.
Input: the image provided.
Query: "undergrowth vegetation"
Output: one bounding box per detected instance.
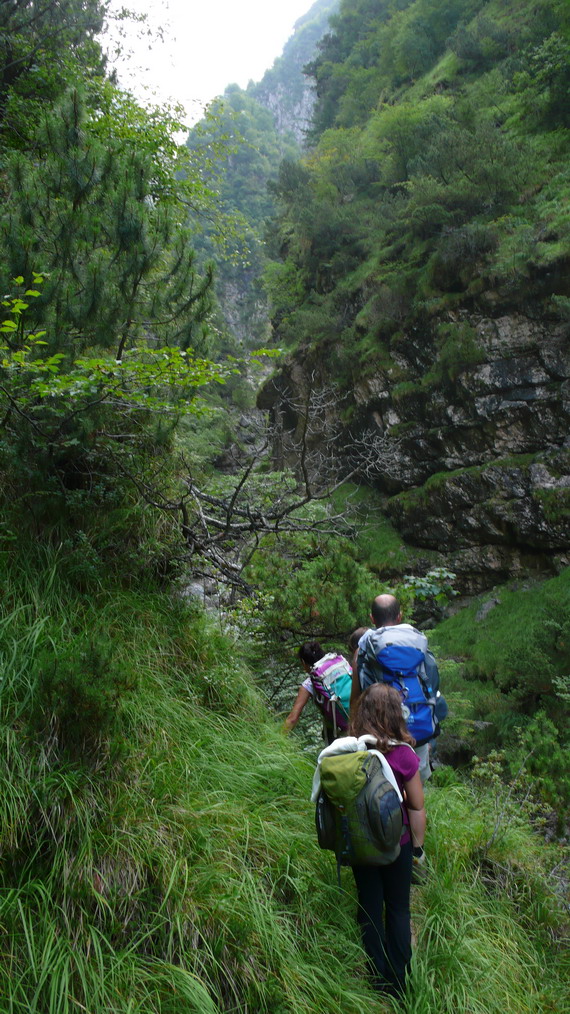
[427,570,570,829]
[0,548,567,1012]
[431,568,570,721]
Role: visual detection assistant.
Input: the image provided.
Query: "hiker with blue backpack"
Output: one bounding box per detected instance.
[312,682,426,997]
[350,594,446,782]
[284,641,352,744]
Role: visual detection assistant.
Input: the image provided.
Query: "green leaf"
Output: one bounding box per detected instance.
[251,348,283,359]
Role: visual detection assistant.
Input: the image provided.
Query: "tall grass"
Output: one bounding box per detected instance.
[404,782,569,1013]
[0,548,567,1012]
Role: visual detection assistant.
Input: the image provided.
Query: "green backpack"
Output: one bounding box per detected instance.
[315,750,403,867]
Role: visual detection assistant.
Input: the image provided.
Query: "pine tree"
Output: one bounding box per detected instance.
[1,88,214,358]
[0,0,107,142]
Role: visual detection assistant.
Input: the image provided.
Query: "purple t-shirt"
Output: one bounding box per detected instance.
[385,744,419,845]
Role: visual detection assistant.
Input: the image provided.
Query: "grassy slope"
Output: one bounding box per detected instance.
[431,568,570,676]
[0,551,567,1012]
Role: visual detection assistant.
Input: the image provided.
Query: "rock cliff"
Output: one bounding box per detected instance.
[249,0,338,145]
[259,308,570,593]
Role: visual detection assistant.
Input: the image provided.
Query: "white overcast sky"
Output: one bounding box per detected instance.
[106,0,315,124]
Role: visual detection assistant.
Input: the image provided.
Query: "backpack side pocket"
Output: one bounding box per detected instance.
[315,789,337,851]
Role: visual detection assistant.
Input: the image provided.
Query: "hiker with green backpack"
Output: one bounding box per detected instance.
[312,682,426,998]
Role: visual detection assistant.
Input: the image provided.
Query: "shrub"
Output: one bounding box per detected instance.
[449,14,515,70]
[507,711,570,824]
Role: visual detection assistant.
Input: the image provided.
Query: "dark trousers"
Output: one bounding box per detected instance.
[351,840,413,995]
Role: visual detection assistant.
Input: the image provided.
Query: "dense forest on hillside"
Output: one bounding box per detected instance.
[268,0,570,353]
[0,1,568,1012]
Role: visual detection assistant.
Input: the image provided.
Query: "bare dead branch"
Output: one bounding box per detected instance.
[102,378,389,592]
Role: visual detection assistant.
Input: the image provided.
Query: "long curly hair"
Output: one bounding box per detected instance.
[351,683,415,750]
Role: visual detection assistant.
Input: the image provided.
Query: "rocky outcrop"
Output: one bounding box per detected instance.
[387,452,570,593]
[259,309,570,592]
[387,454,570,551]
[253,80,316,146]
[249,0,338,146]
[353,312,570,486]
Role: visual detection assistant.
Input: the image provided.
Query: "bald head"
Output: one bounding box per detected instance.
[371,594,401,627]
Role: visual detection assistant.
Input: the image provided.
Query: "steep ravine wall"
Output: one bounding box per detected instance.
[250,0,338,145]
[259,309,570,594]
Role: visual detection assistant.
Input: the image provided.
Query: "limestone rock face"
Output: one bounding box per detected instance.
[363,314,570,485]
[253,79,316,147]
[259,310,570,592]
[249,0,338,146]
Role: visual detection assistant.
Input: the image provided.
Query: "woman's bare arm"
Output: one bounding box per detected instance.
[284,686,311,730]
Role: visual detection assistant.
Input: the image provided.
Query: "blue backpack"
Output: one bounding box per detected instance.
[357,625,439,746]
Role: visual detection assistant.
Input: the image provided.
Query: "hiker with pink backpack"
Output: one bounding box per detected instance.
[284,640,352,744]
